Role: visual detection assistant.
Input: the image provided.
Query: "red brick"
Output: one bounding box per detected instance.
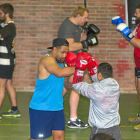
[6,0,136,93]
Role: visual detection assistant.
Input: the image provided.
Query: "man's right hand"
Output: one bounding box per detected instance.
[81,33,98,49]
[73,52,92,84]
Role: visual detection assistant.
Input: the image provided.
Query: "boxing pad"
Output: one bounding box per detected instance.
[88,24,100,34]
[81,33,98,48]
[65,52,77,67]
[87,33,98,46]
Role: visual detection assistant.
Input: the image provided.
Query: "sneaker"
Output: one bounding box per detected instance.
[68,118,89,129]
[128,115,140,124]
[133,124,140,131]
[2,109,21,117]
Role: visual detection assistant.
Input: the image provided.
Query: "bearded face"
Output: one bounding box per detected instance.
[135,16,140,25]
[54,46,69,64]
[134,8,140,25]
[0,15,6,23]
[0,9,6,23]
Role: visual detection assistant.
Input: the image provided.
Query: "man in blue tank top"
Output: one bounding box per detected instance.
[29,38,75,140]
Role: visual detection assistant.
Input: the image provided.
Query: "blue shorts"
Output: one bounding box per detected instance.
[29,108,65,139]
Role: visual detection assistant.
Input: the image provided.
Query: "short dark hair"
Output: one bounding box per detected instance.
[98,63,113,79]
[136,4,140,9]
[136,4,140,13]
[92,133,115,140]
[0,3,14,19]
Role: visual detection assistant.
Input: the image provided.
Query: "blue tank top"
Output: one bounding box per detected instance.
[29,54,64,111]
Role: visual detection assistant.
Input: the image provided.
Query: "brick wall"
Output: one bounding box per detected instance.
[1,0,136,93]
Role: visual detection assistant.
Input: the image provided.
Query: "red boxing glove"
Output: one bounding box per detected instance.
[88,57,98,75]
[65,52,77,67]
[73,52,92,84]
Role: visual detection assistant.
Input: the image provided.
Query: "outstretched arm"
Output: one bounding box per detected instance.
[112,16,140,49]
[42,56,75,77]
[72,82,97,99]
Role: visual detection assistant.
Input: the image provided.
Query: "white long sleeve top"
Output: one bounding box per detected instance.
[72,74,120,128]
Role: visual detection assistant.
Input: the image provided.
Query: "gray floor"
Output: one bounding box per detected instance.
[0,92,140,140]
